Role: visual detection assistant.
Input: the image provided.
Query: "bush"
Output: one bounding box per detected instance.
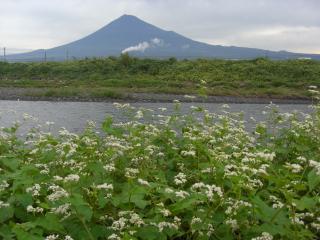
[0,97,320,239]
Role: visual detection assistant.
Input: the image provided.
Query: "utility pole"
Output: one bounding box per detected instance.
[3,47,6,62]
[44,50,47,62]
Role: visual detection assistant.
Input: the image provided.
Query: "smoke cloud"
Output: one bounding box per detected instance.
[122,38,164,53]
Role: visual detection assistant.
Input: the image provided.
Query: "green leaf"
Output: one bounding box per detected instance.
[12,227,43,240]
[293,196,317,210]
[0,206,14,223]
[136,226,166,240]
[34,213,64,232]
[308,170,320,191]
[70,194,93,221]
[0,156,20,171]
[0,224,14,240]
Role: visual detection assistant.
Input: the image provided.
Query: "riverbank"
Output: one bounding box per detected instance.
[0,87,313,104]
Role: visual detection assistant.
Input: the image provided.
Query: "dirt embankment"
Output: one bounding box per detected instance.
[0,87,313,104]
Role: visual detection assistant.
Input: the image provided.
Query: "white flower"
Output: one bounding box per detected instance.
[26,184,41,197]
[51,203,71,215]
[96,183,113,191]
[174,172,187,185]
[285,163,303,173]
[108,234,120,240]
[226,219,238,231]
[138,178,150,187]
[125,168,139,179]
[165,188,174,194]
[251,232,273,240]
[309,160,320,175]
[104,163,116,172]
[181,150,196,157]
[0,180,9,192]
[0,200,10,208]
[45,235,59,240]
[26,205,43,214]
[175,190,190,199]
[64,174,80,183]
[191,217,202,225]
[48,185,69,201]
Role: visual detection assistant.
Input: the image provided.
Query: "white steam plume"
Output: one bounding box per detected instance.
[122,38,164,54]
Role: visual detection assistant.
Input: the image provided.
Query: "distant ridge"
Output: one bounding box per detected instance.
[4,14,320,61]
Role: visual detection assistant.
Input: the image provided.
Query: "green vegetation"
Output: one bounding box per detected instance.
[1,91,320,239]
[0,55,319,98]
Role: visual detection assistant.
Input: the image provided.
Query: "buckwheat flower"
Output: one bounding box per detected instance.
[309,89,319,94]
[111,217,127,231]
[51,203,71,215]
[64,174,80,183]
[26,184,41,197]
[96,183,113,191]
[129,213,144,227]
[26,205,44,214]
[158,221,179,232]
[297,156,307,163]
[285,163,303,173]
[160,208,171,217]
[174,172,187,185]
[165,188,174,194]
[175,190,190,199]
[64,236,74,240]
[207,224,215,237]
[0,200,10,208]
[157,152,165,157]
[292,216,304,225]
[48,185,69,201]
[226,219,238,231]
[181,150,196,157]
[125,168,139,179]
[191,217,202,225]
[40,169,49,175]
[311,223,320,231]
[191,182,206,191]
[45,235,59,240]
[135,110,143,119]
[251,232,273,240]
[0,180,9,191]
[53,176,63,181]
[103,163,116,172]
[138,178,150,187]
[108,234,120,240]
[309,160,320,175]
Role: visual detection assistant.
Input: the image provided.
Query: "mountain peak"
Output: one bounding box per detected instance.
[111,14,146,25]
[6,15,320,61]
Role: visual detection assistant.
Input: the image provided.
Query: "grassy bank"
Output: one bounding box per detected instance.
[0,93,320,239]
[0,56,319,98]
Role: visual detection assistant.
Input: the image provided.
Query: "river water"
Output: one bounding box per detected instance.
[0,100,313,134]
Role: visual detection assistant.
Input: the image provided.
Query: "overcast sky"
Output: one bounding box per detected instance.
[1,0,319,54]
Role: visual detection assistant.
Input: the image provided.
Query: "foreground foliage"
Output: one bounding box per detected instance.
[0,99,320,239]
[0,56,320,97]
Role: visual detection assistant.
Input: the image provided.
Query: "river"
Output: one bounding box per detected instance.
[0,100,313,134]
